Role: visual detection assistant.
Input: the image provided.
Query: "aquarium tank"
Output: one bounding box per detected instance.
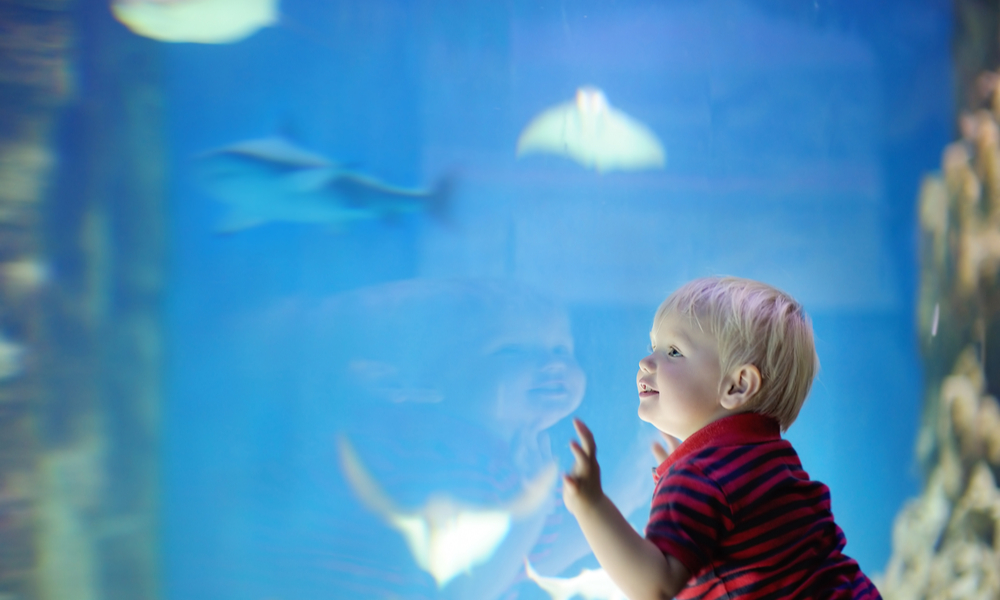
[5,0,1000,599]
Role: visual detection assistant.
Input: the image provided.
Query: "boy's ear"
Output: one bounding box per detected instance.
[721,364,761,410]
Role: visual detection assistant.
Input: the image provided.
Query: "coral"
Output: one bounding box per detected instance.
[879,468,948,599]
[980,395,1000,466]
[0,139,54,207]
[0,333,23,381]
[881,350,1000,600]
[924,104,1000,299]
[36,445,102,600]
[890,18,1000,600]
[919,176,949,269]
[943,373,980,457]
[949,462,1000,547]
[0,256,47,302]
[0,9,74,103]
[920,462,1000,600]
[926,541,998,600]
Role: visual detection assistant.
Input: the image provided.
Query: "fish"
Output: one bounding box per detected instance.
[193,137,451,233]
[524,560,628,600]
[517,87,666,173]
[337,436,556,588]
[110,0,278,44]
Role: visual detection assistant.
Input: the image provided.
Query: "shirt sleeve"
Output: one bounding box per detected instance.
[644,462,733,575]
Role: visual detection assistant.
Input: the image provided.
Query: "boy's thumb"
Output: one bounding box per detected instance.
[651,442,670,464]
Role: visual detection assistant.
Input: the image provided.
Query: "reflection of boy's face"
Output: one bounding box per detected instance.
[482,312,585,434]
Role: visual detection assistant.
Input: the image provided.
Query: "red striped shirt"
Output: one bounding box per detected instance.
[645,413,881,600]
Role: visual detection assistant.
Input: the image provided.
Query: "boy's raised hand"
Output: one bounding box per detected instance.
[563,418,603,515]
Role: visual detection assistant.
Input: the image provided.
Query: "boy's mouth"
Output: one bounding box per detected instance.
[531,381,568,396]
[638,381,658,397]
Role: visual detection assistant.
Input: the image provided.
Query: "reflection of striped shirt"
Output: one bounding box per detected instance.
[645,413,881,600]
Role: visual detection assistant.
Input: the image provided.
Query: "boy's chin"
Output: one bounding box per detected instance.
[637,407,675,435]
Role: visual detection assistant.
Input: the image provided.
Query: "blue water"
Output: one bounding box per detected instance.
[154,1,953,598]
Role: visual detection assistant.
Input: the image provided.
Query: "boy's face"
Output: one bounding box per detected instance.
[636,311,729,440]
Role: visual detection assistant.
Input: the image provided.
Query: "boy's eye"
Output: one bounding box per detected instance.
[491,344,529,357]
[667,347,682,357]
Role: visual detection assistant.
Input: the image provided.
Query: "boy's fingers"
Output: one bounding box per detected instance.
[573,418,597,458]
[661,431,681,453]
[651,442,670,464]
[569,441,590,473]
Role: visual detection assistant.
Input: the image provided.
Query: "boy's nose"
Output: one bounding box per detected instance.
[539,355,569,373]
[638,354,654,372]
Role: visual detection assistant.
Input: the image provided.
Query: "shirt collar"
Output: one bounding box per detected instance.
[653,412,781,481]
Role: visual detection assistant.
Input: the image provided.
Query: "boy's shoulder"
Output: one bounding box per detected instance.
[662,433,799,488]
[656,414,810,513]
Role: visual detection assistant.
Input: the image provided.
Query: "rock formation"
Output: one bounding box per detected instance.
[0,1,165,599]
[880,3,1000,593]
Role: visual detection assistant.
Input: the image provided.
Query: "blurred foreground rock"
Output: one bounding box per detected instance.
[880,3,1000,594]
[0,1,164,599]
[880,349,1000,600]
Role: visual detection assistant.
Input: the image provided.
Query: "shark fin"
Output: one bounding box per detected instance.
[216,137,332,168]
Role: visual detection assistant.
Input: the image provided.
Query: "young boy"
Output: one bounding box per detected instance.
[563,277,881,600]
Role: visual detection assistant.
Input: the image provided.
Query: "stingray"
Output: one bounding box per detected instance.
[516,86,666,173]
[525,561,628,600]
[337,436,557,588]
[193,136,450,233]
[110,0,278,44]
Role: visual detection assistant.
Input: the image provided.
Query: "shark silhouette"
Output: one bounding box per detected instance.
[194,137,451,233]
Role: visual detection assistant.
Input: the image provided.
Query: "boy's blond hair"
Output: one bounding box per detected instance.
[656,276,819,431]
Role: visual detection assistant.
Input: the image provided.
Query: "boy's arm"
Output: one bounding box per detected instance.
[564,419,690,600]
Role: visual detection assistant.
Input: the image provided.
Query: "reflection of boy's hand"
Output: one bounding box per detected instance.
[651,431,681,464]
[563,419,604,515]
